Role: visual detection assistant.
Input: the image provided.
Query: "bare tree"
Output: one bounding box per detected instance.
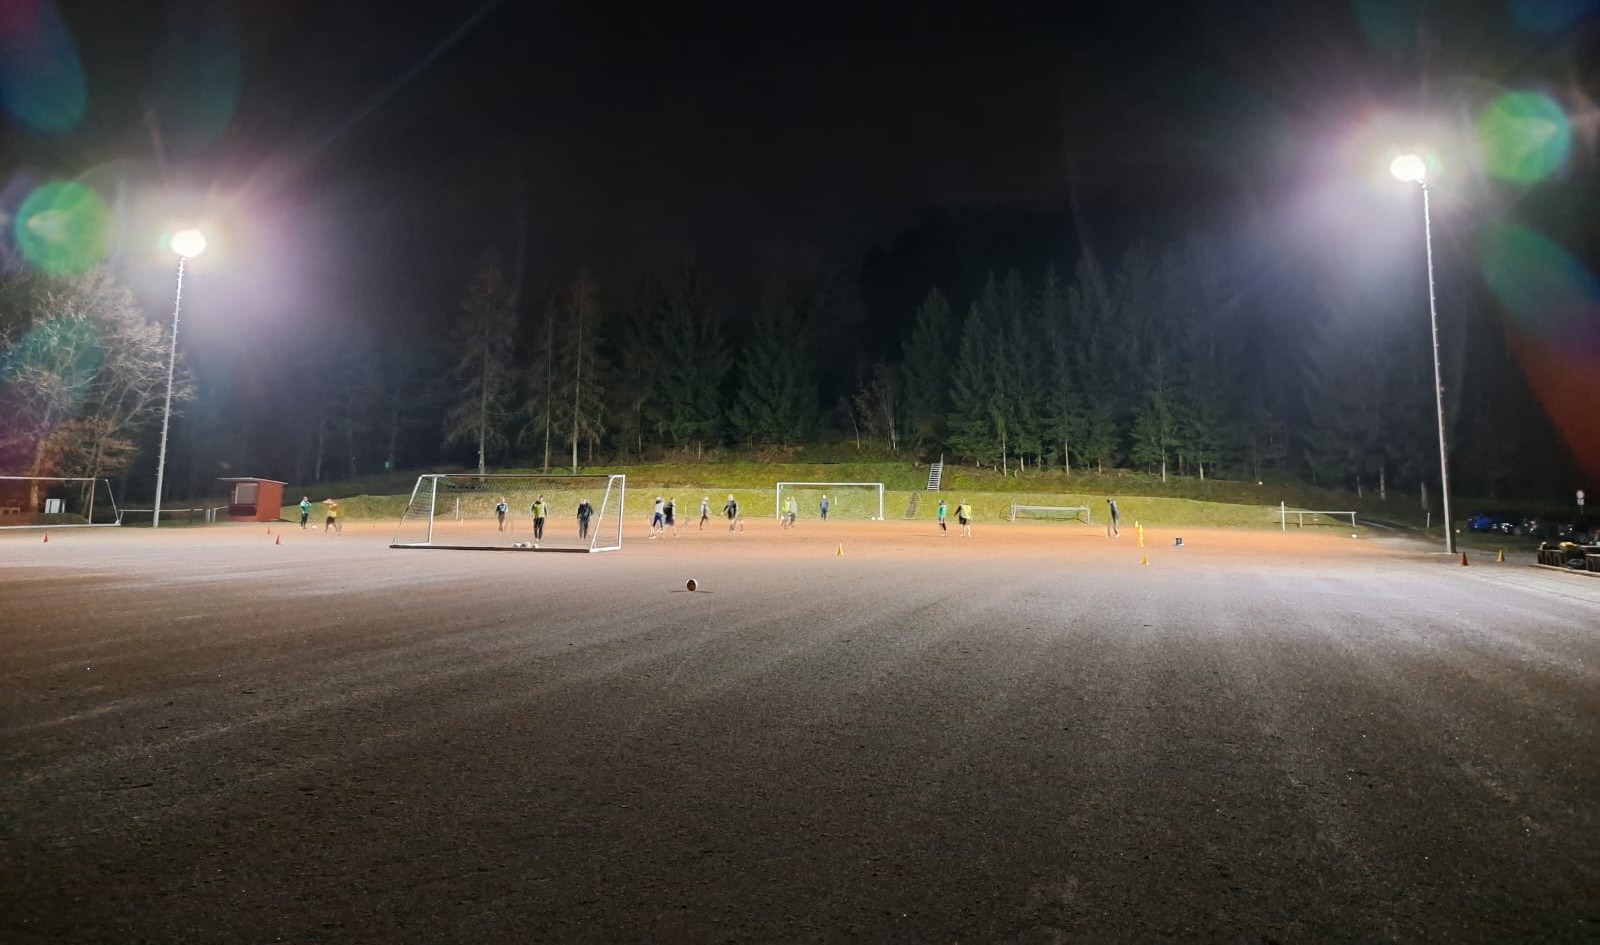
[441,249,517,475]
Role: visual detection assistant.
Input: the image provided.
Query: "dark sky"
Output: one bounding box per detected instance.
[8,0,1596,328]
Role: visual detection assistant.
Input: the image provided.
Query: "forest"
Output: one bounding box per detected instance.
[0,215,1577,505]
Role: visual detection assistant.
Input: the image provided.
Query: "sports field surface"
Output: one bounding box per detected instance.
[3,518,1597,942]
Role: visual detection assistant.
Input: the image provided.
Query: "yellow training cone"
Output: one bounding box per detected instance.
[836,543,844,557]
[1140,552,1148,566]
[1497,548,1505,563]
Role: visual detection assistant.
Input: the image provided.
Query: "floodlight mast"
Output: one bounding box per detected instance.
[152,230,207,529]
[1389,155,1453,554]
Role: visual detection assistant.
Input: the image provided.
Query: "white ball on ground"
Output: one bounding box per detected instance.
[685,578,698,592]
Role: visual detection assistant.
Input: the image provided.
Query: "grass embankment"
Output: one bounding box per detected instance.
[274,462,1389,533]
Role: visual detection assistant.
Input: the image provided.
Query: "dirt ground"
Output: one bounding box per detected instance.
[2,517,1596,943]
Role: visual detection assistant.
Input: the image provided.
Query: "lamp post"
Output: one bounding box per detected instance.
[152,229,207,529]
[1389,154,1454,554]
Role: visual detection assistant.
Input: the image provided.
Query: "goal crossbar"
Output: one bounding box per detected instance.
[774,482,884,521]
[1009,503,1092,524]
[390,473,625,551]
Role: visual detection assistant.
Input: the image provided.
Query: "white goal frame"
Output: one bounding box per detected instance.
[0,476,121,528]
[774,482,885,521]
[1009,503,1092,524]
[1275,502,1356,530]
[390,473,625,552]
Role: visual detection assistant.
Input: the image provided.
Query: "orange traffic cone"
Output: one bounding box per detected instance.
[1460,551,1469,567]
[42,531,49,543]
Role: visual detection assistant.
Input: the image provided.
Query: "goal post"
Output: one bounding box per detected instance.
[0,476,121,528]
[1009,503,1092,524]
[390,473,625,552]
[774,482,884,521]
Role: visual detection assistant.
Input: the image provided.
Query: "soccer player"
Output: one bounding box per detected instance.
[937,497,948,537]
[496,497,509,532]
[957,500,972,538]
[782,495,797,529]
[699,496,710,530]
[1106,497,1121,538]
[299,496,311,530]
[532,495,548,543]
[665,497,678,536]
[576,498,593,540]
[723,493,739,533]
[323,498,340,534]
[651,496,665,538]
[819,494,830,521]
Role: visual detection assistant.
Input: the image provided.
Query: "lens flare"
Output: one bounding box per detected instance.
[1510,0,1598,33]
[1477,92,1572,183]
[0,0,85,132]
[14,180,109,274]
[1479,223,1600,346]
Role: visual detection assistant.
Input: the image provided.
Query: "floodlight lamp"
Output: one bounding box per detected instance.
[171,229,208,259]
[1389,154,1427,184]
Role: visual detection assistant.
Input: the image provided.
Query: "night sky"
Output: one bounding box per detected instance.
[4,0,1597,487]
[27,0,1593,317]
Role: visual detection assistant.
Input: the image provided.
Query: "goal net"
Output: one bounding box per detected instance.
[774,482,884,521]
[390,474,625,552]
[0,476,121,528]
[1009,502,1092,524]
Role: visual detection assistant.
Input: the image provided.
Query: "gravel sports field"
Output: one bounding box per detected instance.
[3,518,1597,943]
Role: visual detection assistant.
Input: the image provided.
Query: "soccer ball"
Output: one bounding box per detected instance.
[685,578,698,592]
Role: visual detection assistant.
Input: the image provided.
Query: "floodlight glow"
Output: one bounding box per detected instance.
[1390,153,1427,182]
[171,229,207,258]
[1389,154,1427,183]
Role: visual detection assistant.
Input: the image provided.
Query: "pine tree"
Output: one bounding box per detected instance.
[643,271,729,452]
[554,268,606,472]
[1129,350,1179,480]
[441,249,518,475]
[730,284,816,444]
[1037,266,1081,472]
[946,302,997,464]
[899,287,954,447]
[1067,253,1120,472]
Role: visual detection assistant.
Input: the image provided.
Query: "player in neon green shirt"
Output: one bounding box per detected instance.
[531,496,548,543]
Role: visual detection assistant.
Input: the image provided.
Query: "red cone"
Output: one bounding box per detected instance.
[1460,551,1469,567]
[275,534,281,545]
[42,531,49,543]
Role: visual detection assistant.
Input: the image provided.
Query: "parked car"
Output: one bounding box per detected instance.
[1516,515,1562,539]
[1466,510,1519,533]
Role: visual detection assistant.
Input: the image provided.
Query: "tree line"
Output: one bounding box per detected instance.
[0,232,1574,504]
[435,233,1531,503]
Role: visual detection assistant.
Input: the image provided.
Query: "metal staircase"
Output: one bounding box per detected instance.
[904,492,920,519]
[926,457,943,492]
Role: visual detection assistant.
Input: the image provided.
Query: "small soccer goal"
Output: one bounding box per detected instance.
[1274,503,1357,529]
[0,476,121,528]
[774,482,885,522]
[1009,502,1092,525]
[390,473,625,552]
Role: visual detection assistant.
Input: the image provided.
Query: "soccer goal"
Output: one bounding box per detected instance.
[774,482,885,521]
[390,474,625,552]
[0,476,121,528]
[1009,502,1092,525]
